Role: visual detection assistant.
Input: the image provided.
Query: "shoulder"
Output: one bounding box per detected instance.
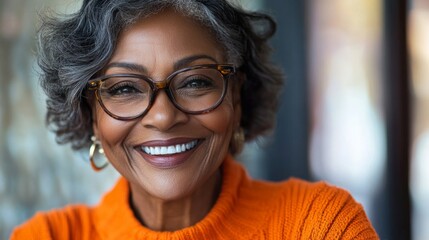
[10,204,93,240]
[269,178,379,239]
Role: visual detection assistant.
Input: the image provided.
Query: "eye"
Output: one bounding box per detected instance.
[180,75,215,89]
[107,81,141,96]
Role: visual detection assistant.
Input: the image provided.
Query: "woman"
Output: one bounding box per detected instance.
[12,0,378,239]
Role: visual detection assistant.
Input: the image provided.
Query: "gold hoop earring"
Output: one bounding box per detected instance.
[230,127,245,154]
[89,136,109,171]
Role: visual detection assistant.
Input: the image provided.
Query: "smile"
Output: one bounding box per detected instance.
[141,140,199,155]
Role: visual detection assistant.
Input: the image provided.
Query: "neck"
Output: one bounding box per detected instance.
[129,170,222,231]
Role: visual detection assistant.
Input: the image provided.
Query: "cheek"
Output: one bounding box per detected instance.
[198,96,235,134]
[93,106,133,147]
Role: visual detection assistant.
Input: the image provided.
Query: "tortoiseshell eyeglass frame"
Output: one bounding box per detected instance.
[87,64,236,121]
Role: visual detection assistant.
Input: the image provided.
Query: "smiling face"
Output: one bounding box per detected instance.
[92,9,241,201]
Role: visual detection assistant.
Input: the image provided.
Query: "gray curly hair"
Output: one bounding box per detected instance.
[38,0,283,151]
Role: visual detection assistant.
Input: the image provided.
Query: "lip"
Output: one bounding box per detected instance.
[135,138,202,169]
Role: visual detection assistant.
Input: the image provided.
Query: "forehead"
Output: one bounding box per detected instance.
[109,8,225,72]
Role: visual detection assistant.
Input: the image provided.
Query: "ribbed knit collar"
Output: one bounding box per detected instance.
[92,155,274,239]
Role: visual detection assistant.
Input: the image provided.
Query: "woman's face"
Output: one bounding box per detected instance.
[92,9,241,200]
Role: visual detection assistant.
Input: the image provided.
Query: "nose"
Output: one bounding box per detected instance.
[140,90,189,131]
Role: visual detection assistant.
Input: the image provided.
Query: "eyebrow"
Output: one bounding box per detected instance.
[173,54,218,70]
[104,62,148,74]
[104,54,218,74]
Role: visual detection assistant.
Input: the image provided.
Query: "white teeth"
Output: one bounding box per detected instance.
[142,140,198,155]
[160,146,168,154]
[167,146,175,154]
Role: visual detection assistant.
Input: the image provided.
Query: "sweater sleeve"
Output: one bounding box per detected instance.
[10,205,94,240]
[315,187,378,240]
[10,212,53,240]
[286,179,379,240]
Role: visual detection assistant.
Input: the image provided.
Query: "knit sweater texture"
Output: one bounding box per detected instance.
[11,156,378,239]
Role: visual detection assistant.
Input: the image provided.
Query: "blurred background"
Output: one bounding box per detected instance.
[0,0,427,239]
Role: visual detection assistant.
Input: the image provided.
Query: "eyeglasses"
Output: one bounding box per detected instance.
[87,64,236,120]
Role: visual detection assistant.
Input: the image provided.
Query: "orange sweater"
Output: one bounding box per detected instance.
[11,156,378,239]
